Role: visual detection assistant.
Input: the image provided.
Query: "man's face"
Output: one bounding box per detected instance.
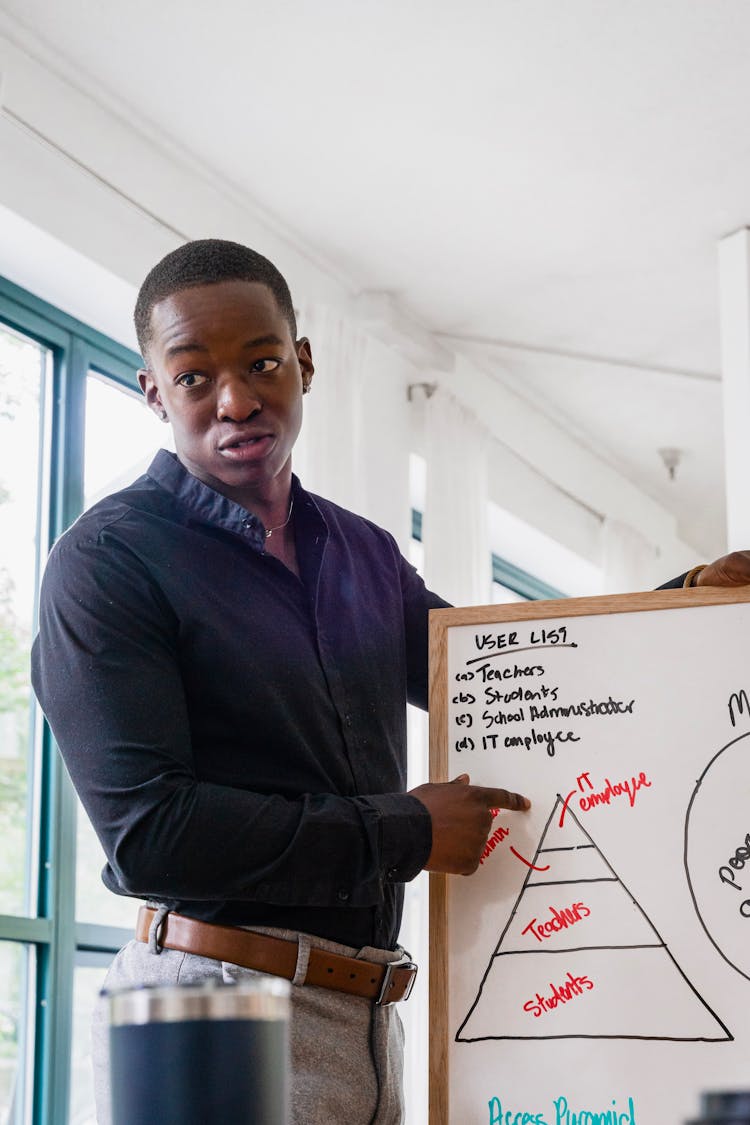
[139,280,313,507]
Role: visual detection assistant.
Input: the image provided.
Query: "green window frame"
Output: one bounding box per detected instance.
[491,555,563,602]
[410,507,564,602]
[0,274,142,1125]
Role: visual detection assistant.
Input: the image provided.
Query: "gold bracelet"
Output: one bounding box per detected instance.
[683,564,707,588]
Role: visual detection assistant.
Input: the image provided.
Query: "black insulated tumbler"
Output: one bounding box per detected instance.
[106,978,290,1124]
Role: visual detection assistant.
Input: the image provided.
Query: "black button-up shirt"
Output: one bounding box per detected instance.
[32,450,445,949]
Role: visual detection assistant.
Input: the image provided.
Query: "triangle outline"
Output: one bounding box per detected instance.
[455,795,733,1043]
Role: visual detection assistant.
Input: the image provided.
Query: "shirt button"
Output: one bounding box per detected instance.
[387,868,398,880]
[337,888,350,902]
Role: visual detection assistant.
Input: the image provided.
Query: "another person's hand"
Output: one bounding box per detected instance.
[696,551,750,587]
[409,773,530,875]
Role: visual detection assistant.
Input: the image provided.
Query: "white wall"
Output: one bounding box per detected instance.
[0,25,700,588]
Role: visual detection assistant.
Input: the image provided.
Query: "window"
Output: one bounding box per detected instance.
[489,501,602,604]
[408,504,567,604]
[491,555,563,603]
[0,274,155,1124]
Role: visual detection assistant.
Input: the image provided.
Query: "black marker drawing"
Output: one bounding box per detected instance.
[456,796,731,1043]
[465,643,578,666]
[685,728,750,984]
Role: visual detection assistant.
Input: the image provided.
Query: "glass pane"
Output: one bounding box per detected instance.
[83,372,172,509]
[69,961,109,1125]
[77,372,173,927]
[74,803,137,930]
[0,322,45,916]
[492,581,526,604]
[0,941,33,1124]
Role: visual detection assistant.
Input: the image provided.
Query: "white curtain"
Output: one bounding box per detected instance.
[423,388,491,606]
[601,516,658,593]
[292,301,367,513]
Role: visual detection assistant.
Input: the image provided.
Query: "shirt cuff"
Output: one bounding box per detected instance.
[656,571,693,590]
[683,564,707,588]
[362,792,433,884]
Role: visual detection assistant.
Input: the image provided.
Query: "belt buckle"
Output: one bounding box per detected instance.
[376,954,418,1006]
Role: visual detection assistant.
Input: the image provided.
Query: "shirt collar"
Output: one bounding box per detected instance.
[145,449,326,551]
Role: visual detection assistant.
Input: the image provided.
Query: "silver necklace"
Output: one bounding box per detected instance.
[265,496,294,539]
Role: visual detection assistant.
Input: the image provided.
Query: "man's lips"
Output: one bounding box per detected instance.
[218,428,274,450]
[217,432,275,461]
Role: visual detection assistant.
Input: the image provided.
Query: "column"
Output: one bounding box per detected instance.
[718,228,750,550]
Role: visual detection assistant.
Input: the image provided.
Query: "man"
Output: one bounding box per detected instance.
[31,239,750,1123]
[31,239,532,1124]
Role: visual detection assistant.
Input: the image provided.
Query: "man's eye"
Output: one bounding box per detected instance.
[176,372,208,387]
[251,359,281,374]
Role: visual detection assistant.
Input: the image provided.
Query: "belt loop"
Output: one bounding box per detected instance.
[148,905,170,955]
[292,934,311,986]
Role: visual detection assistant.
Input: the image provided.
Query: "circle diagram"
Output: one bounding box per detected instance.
[685,729,750,983]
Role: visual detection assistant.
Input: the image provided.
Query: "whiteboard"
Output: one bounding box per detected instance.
[428,588,750,1125]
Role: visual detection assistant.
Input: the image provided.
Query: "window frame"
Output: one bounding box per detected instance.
[410,507,564,602]
[0,274,141,1125]
[491,554,564,602]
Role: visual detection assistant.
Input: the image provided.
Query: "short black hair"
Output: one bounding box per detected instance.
[134,239,297,360]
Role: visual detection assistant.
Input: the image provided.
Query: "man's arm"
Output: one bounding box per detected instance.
[397,550,451,711]
[659,550,750,590]
[31,531,433,908]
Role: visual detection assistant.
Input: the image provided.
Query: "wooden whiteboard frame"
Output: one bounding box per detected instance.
[427,585,750,1124]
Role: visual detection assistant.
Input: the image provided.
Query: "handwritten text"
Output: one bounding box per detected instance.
[521,902,591,943]
[522,971,594,1018]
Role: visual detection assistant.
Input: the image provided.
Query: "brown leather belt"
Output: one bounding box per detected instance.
[136,906,417,1005]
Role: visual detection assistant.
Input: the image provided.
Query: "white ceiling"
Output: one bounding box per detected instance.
[2,0,747,556]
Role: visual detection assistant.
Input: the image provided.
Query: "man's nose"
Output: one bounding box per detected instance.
[216,375,262,422]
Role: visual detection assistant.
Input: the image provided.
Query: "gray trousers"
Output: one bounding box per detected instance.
[92,921,406,1125]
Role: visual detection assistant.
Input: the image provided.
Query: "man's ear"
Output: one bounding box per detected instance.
[296,338,314,394]
[138,368,168,421]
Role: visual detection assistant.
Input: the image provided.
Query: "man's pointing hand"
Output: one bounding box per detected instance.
[409,773,530,875]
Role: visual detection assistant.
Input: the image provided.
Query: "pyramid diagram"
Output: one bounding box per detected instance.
[456,796,731,1042]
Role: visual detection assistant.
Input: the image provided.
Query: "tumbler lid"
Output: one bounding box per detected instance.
[105,978,290,1026]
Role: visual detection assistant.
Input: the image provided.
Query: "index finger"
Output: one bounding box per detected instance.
[479,787,530,812]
